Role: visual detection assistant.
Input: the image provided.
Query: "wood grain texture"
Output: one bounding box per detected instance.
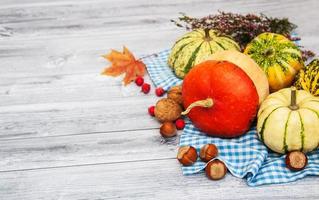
[0,0,319,199]
[0,97,161,139]
[0,73,158,106]
[1,159,319,200]
[0,129,179,171]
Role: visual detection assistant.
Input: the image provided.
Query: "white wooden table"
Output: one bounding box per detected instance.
[0,0,319,199]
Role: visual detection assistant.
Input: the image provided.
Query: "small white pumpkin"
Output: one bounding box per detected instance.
[257,87,319,154]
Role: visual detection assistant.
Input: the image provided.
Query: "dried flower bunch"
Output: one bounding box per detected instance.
[171,11,315,60]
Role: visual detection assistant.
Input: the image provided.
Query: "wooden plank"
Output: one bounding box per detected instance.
[0,128,179,172]
[0,96,163,140]
[0,0,316,39]
[0,158,318,199]
[0,72,160,106]
[0,28,181,78]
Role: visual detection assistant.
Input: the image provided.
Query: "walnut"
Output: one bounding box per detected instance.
[154,98,182,122]
[167,85,183,105]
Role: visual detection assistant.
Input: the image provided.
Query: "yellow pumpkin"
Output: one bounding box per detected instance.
[207,50,269,104]
[244,33,304,92]
[257,87,319,154]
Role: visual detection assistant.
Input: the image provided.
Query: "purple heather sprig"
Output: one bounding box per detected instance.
[171,11,315,61]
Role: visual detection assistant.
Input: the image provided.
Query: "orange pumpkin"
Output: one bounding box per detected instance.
[182,60,259,138]
[207,50,269,104]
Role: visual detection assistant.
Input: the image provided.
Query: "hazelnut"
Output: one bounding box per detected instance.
[160,122,177,138]
[155,98,182,122]
[285,151,308,171]
[177,146,198,166]
[167,85,183,105]
[200,144,219,162]
[205,160,227,180]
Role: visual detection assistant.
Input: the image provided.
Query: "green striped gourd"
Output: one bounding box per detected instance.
[244,32,304,92]
[168,29,240,78]
[257,87,319,154]
[295,59,319,96]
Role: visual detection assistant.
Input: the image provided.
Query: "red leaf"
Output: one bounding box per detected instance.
[101,46,146,85]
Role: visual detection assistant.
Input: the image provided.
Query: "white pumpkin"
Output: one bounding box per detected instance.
[257,87,319,154]
[207,50,269,104]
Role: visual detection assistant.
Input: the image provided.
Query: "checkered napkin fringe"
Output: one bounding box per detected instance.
[142,49,319,186]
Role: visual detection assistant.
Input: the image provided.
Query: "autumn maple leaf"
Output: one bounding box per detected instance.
[101,46,146,86]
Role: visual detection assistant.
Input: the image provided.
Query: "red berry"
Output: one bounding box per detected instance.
[155,87,165,97]
[148,106,155,116]
[135,76,144,86]
[141,83,151,94]
[175,119,185,130]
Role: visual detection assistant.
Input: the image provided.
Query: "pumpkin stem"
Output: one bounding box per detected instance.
[289,86,299,110]
[204,29,211,41]
[263,48,274,57]
[181,98,214,115]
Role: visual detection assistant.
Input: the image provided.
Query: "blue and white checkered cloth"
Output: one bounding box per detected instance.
[142,49,319,186]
